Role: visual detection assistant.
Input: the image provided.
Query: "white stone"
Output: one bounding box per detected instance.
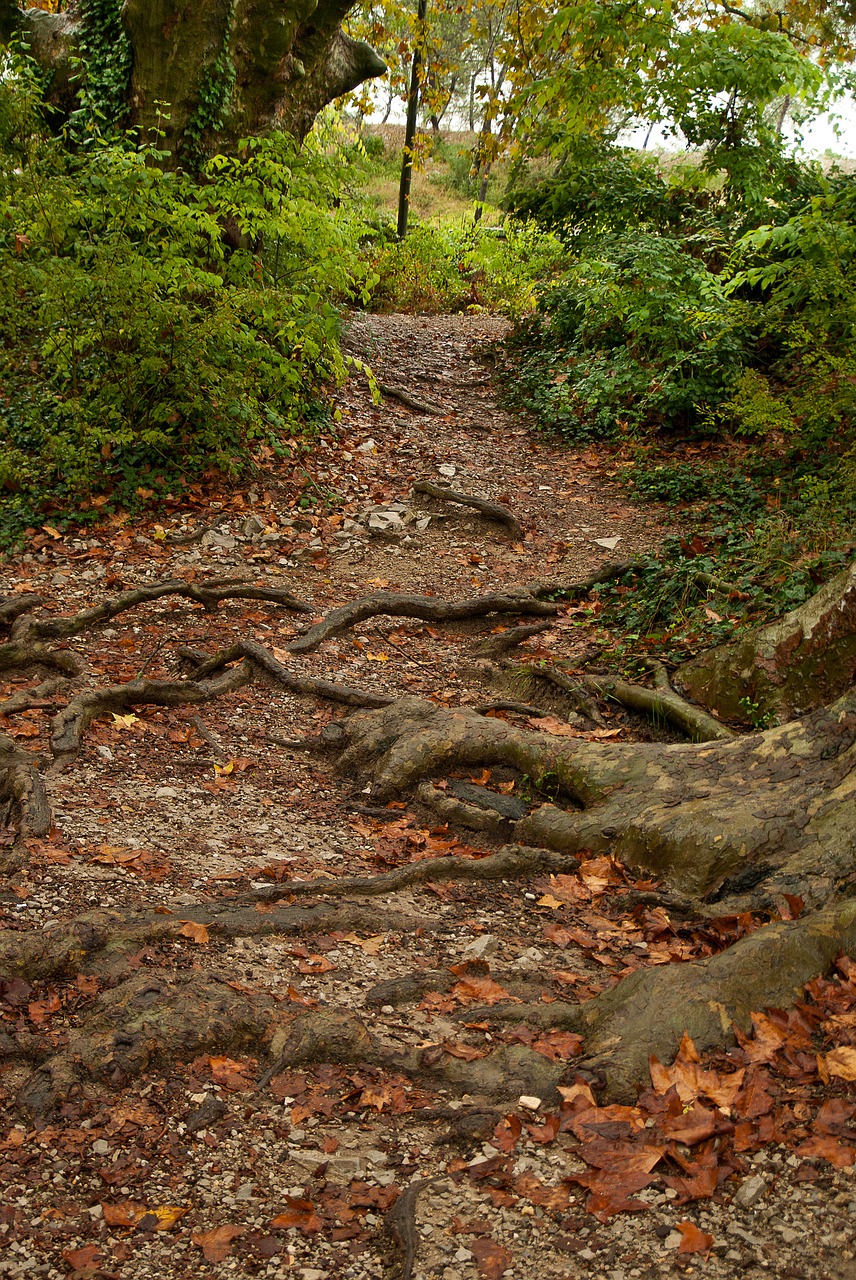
[518,1095,541,1111]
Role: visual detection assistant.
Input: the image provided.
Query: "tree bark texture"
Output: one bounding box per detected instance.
[7,0,386,160]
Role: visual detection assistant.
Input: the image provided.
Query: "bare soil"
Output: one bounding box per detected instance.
[1,314,854,1280]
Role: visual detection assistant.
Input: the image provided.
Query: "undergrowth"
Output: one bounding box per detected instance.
[0,60,375,545]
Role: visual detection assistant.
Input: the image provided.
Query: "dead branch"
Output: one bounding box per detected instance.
[412,479,523,538]
[525,663,606,726]
[287,589,558,655]
[378,382,444,415]
[529,559,642,600]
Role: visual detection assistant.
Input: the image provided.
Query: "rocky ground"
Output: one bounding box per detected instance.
[1,314,854,1280]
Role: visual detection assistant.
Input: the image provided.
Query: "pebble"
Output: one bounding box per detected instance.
[734,1174,768,1209]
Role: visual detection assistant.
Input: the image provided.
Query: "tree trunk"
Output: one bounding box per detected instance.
[5,0,386,163]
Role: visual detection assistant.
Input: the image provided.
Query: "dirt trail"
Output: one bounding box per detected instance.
[0,315,853,1280]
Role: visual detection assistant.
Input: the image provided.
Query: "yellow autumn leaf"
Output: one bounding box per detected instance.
[537,893,565,910]
[149,1205,189,1231]
[111,713,138,729]
[341,933,385,954]
[366,652,390,662]
[152,524,167,541]
[42,525,61,539]
[214,760,235,777]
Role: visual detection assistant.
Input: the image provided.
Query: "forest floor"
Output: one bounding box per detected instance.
[1,313,855,1280]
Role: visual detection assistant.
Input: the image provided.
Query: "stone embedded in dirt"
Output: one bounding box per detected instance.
[356,438,377,453]
[733,1174,768,1209]
[518,1095,542,1111]
[438,463,456,478]
[594,535,622,550]
[242,515,265,538]
[463,933,499,959]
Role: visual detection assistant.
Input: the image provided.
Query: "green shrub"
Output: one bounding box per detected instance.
[0,57,371,541]
[365,218,565,316]
[503,230,747,442]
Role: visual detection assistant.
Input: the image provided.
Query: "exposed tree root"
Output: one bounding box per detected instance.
[10,576,311,644]
[378,382,444,415]
[0,675,74,716]
[178,640,393,708]
[582,660,734,743]
[472,622,553,656]
[677,557,856,725]
[384,1177,444,1280]
[412,479,523,538]
[286,589,559,655]
[245,843,576,904]
[0,641,84,676]
[0,733,50,837]
[333,694,856,905]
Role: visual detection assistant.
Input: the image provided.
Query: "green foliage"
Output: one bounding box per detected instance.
[0,61,371,543]
[365,218,565,316]
[502,230,747,442]
[74,0,133,132]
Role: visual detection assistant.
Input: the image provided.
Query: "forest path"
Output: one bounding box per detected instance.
[0,315,850,1280]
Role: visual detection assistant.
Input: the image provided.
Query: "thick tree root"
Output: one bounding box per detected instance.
[574,898,856,1099]
[582,661,734,742]
[412,479,523,538]
[0,733,51,836]
[333,694,856,904]
[286,589,559,655]
[0,641,84,676]
[677,558,856,724]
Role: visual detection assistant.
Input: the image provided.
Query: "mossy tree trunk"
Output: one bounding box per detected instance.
[5,0,386,163]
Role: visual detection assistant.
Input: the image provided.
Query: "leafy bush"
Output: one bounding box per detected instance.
[0,57,372,540]
[502,231,747,442]
[365,218,565,316]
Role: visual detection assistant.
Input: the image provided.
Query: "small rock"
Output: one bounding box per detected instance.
[518,1095,541,1111]
[453,1248,473,1263]
[733,1174,768,1209]
[664,1231,682,1250]
[593,535,622,550]
[438,463,456,478]
[92,1139,110,1155]
[462,934,498,959]
[95,746,114,762]
[356,438,377,454]
[155,786,179,799]
[299,1270,329,1280]
[242,515,265,537]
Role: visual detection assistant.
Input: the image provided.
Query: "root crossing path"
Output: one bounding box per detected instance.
[0,314,853,1280]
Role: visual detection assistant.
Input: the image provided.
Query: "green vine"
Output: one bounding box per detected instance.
[76,0,133,131]
[183,4,237,169]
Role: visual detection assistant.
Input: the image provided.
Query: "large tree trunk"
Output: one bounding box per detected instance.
[5,0,386,162]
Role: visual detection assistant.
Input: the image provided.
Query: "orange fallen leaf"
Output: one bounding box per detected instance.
[826,1046,856,1082]
[470,1236,513,1279]
[192,1224,246,1262]
[676,1221,713,1256]
[179,921,210,945]
[271,1196,323,1233]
